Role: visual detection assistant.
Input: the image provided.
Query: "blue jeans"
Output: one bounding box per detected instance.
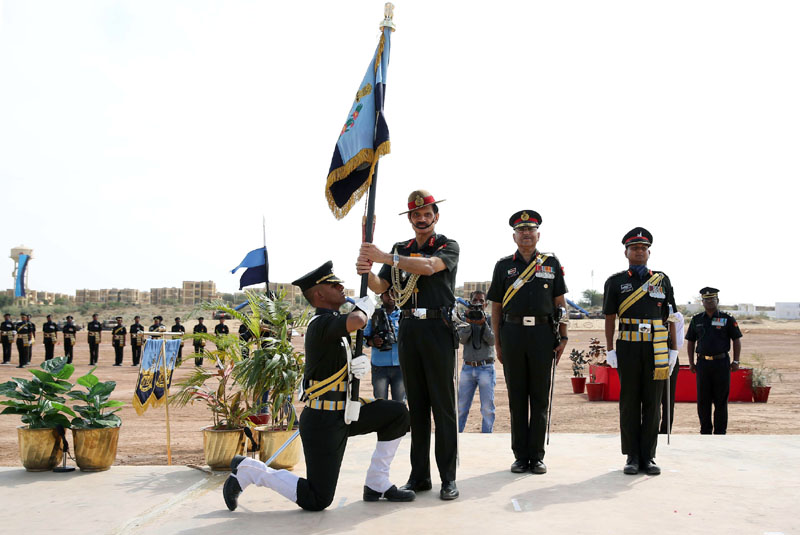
[458,363,496,433]
[371,365,406,401]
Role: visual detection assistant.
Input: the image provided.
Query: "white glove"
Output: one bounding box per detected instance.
[350,354,369,380]
[352,296,375,318]
[606,349,618,368]
[668,349,679,374]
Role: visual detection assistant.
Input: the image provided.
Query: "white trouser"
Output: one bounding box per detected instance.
[234,457,299,503]
[364,437,402,493]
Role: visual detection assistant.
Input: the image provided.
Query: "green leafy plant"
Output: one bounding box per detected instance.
[568,349,588,378]
[0,357,77,428]
[67,368,124,429]
[232,291,309,431]
[746,353,783,388]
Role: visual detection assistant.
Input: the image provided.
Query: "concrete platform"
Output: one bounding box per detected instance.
[1,433,797,534]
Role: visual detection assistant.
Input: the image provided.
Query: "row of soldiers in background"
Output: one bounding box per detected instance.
[0,313,229,368]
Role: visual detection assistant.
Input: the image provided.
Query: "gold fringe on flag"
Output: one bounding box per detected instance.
[325,139,391,219]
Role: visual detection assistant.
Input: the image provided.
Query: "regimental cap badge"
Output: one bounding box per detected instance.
[400,189,446,215]
[509,210,541,229]
[622,226,653,247]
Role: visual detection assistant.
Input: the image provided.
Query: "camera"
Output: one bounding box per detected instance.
[371,309,397,352]
[465,304,485,321]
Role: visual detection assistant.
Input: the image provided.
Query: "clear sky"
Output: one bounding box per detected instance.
[1,1,797,306]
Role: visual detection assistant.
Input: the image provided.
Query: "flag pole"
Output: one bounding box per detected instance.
[159,339,173,465]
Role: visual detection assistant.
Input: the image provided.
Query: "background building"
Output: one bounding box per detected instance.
[182,281,218,305]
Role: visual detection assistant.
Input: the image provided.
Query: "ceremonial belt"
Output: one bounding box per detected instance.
[303,364,348,402]
[503,314,549,326]
[400,308,446,320]
[64,334,75,343]
[44,332,57,340]
[618,318,670,380]
[701,352,728,360]
[89,331,100,338]
[305,396,376,411]
[3,332,15,342]
[618,273,664,316]
[502,254,549,308]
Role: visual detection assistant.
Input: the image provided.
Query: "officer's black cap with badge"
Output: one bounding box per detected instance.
[292,261,345,292]
[509,210,542,229]
[622,227,653,247]
[399,189,446,215]
[154,315,162,321]
[700,287,720,300]
[115,316,123,321]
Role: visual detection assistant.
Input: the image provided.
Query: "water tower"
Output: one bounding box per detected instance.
[10,245,33,298]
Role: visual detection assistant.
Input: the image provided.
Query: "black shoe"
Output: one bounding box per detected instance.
[531,460,547,475]
[510,459,529,473]
[113,364,121,367]
[363,484,416,502]
[641,459,661,475]
[223,475,242,511]
[230,454,247,474]
[440,481,459,501]
[399,478,432,492]
[623,456,639,475]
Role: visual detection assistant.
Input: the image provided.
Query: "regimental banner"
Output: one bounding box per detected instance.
[325,26,392,219]
[132,338,181,415]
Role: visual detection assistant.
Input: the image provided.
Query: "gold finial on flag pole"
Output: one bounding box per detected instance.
[380,3,396,31]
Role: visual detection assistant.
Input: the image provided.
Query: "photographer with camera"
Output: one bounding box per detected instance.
[457,290,496,433]
[364,291,405,401]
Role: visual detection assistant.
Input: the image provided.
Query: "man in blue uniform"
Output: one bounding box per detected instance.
[223,261,414,512]
[603,227,678,475]
[686,287,743,435]
[488,210,569,474]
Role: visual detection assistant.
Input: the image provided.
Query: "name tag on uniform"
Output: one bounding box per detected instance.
[711,318,727,327]
[620,283,633,293]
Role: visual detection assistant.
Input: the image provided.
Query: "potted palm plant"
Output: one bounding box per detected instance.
[0,357,76,471]
[172,313,252,470]
[232,290,309,469]
[568,349,588,393]
[747,353,782,403]
[68,368,124,471]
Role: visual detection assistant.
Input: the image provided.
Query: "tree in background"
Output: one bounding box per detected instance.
[579,289,603,308]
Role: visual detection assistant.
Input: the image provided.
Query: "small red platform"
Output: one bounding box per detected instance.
[588,364,754,402]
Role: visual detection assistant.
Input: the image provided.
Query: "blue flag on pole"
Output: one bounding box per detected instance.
[231,247,269,290]
[14,254,29,298]
[325,26,392,219]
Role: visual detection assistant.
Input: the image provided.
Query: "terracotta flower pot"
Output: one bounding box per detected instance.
[202,427,245,470]
[258,427,302,470]
[248,414,270,426]
[72,426,120,472]
[752,386,771,403]
[17,427,63,471]
[571,377,587,394]
[586,382,605,401]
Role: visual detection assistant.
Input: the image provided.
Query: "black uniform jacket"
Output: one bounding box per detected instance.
[377,233,459,309]
[487,250,567,315]
[602,269,676,321]
[686,310,743,355]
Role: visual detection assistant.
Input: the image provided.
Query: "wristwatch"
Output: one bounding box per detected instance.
[392,253,400,268]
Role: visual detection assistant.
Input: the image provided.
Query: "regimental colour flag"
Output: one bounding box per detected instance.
[326,26,392,219]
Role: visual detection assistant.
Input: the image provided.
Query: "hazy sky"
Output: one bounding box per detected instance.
[1,1,797,306]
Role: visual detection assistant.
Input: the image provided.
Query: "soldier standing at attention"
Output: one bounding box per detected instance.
[193,317,208,366]
[149,315,166,333]
[62,316,78,364]
[686,287,743,435]
[42,314,59,361]
[16,313,34,367]
[215,317,230,337]
[172,317,185,364]
[2,312,16,364]
[603,228,678,476]
[357,190,461,501]
[87,313,102,365]
[130,316,145,366]
[112,316,127,366]
[487,210,569,475]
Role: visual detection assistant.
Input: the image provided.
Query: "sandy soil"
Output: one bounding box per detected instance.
[1,323,797,466]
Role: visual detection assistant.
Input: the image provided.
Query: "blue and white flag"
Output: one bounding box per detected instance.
[231,246,269,290]
[326,27,392,219]
[132,338,181,415]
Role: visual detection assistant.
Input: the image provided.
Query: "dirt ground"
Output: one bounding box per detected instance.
[1,322,798,466]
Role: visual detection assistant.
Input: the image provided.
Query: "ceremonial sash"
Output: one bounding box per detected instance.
[304,364,348,401]
[618,272,663,316]
[502,254,549,308]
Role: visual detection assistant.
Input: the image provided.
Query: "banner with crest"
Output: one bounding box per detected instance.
[132,338,181,415]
